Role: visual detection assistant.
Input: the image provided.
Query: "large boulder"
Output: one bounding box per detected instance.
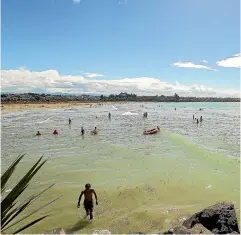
[163,224,212,234]
[182,202,239,234]
[173,226,191,234]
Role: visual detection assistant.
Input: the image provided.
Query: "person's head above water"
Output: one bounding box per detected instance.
[85,183,91,189]
[95,127,97,129]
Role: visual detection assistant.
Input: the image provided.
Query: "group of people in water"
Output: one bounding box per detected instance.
[36,130,58,136]
[35,115,104,136]
[35,108,204,137]
[193,114,203,124]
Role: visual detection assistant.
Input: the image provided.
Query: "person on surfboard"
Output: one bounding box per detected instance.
[77,183,98,220]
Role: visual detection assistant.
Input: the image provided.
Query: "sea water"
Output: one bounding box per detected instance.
[1,102,240,233]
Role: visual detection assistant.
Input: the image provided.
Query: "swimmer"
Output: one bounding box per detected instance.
[36,131,41,136]
[53,130,58,135]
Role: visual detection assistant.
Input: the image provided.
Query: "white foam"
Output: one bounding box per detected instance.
[121,111,138,116]
[205,185,212,189]
[93,230,111,234]
[36,118,50,124]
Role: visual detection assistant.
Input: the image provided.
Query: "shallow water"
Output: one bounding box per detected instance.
[1,102,240,234]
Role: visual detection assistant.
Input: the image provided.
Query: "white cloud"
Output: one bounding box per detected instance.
[216,53,241,68]
[72,0,81,4]
[172,61,216,71]
[201,60,208,64]
[85,73,104,78]
[1,68,239,97]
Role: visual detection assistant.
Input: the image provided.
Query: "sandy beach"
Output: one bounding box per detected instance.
[1,101,106,114]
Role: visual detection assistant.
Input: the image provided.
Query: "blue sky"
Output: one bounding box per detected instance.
[1,0,240,96]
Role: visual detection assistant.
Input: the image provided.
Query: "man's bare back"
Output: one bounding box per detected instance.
[81,189,96,201]
[77,184,98,220]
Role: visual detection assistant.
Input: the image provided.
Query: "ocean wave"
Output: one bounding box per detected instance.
[36,118,50,124]
[121,111,138,116]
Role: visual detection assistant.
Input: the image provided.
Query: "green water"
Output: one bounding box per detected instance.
[1,102,240,233]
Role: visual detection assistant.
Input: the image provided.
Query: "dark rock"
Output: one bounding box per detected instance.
[182,202,239,234]
[192,224,212,234]
[163,224,212,234]
[182,212,199,229]
[173,226,191,234]
[163,228,174,234]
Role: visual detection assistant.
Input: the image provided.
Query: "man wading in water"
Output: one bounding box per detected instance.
[77,183,98,220]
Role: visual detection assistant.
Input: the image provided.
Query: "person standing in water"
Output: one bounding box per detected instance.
[36,131,41,136]
[77,183,98,220]
[197,118,199,125]
[108,112,111,119]
[193,114,194,120]
[81,127,85,135]
[69,118,72,125]
[200,116,203,122]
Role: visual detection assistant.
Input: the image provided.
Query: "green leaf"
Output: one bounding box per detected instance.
[2,185,29,219]
[2,183,55,228]
[1,154,25,193]
[1,154,60,234]
[1,156,46,214]
[2,199,33,229]
[2,195,63,232]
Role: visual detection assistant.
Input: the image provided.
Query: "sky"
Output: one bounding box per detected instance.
[1,0,240,97]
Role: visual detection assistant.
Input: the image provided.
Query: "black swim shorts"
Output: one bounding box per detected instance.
[84,200,93,212]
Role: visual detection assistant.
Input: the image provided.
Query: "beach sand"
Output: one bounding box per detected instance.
[1,102,104,114]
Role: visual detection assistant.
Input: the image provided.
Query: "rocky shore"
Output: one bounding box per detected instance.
[45,202,239,234]
[162,202,240,234]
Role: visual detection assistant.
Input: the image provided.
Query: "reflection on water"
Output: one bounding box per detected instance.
[1,102,240,233]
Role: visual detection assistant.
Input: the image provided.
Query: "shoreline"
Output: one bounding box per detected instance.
[0,101,126,114]
[1,100,239,115]
[1,101,93,114]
